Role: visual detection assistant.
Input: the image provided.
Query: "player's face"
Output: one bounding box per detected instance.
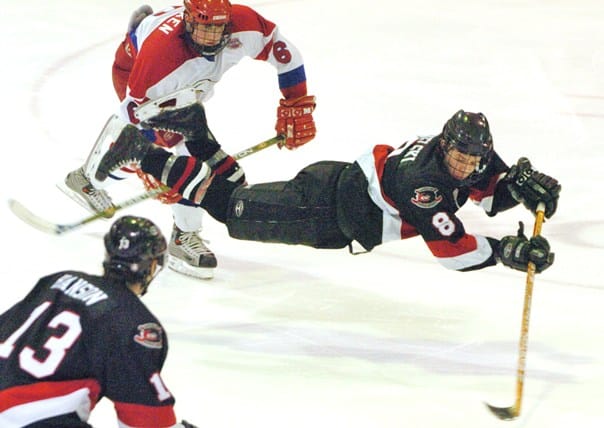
[188,23,226,46]
[139,256,165,296]
[443,148,482,181]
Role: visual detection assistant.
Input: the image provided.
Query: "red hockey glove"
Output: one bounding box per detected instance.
[135,168,182,204]
[275,95,316,149]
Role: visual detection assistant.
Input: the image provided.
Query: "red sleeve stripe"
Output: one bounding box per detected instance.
[427,234,493,270]
[470,172,505,203]
[115,401,177,427]
[0,379,100,411]
[0,380,100,426]
[427,234,478,258]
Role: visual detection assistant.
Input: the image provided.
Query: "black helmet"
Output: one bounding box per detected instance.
[441,110,494,185]
[103,216,167,293]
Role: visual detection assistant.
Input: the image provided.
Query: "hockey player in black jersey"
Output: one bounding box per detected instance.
[94,103,561,274]
[0,216,197,428]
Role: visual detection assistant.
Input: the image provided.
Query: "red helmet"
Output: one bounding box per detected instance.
[184,0,232,25]
[183,0,232,56]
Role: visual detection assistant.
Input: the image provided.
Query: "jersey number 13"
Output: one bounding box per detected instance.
[0,301,82,378]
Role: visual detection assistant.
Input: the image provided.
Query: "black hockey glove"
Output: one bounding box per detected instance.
[499,222,554,273]
[505,157,561,218]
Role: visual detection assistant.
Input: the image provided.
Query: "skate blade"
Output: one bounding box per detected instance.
[167,256,215,280]
[56,181,100,215]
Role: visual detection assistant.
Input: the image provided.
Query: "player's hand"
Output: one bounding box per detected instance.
[499,222,554,273]
[506,157,561,218]
[275,95,316,149]
[135,169,181,204]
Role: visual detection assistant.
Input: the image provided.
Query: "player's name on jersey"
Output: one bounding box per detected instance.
[50,274,108,306]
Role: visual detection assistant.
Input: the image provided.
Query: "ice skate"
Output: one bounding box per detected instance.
[140,101,209,141]
[62,167,115,217]
[95,124,152,182]
[168,224,217,279]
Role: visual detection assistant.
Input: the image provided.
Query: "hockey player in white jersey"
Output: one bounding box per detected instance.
[63,0,316,279]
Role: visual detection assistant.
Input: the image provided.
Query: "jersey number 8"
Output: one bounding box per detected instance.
[432,212,456,237]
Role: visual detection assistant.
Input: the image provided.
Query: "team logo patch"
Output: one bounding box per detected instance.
[134,323,163,349]
[411,186,443,209]
[234,199,245,217]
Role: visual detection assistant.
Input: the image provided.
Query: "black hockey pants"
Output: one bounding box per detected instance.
[225,161,352,249]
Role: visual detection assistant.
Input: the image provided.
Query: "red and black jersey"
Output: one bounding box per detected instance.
[343,135,518,270]
[0,271,178,427]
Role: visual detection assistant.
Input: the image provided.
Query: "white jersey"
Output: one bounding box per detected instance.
[114,4,308,125]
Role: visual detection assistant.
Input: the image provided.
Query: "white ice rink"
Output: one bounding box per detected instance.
[2,1,603,427]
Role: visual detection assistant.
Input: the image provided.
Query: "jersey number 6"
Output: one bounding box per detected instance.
[273,41,292,64]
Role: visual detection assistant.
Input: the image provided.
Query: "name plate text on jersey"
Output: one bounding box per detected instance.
[51,274,109,306]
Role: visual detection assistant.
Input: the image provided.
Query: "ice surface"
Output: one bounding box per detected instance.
[1,1,603,427]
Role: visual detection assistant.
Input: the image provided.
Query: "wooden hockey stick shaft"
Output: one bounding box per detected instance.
[9,135,284,235]
[485,201,546,420]
[232,134,285,158]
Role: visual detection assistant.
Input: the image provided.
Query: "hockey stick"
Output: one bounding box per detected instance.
[8,187,165,235]
[9,135,284,235]
[485,201,546,420]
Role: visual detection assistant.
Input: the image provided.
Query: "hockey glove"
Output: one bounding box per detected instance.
[275,95,316,149]
[506,157,561,218]
[136,168,182,204]
[499,222,554,273]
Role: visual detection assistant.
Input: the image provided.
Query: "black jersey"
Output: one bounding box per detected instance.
[341,136,518,270]
[0,271,178,427]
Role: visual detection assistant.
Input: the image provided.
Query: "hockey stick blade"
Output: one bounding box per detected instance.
[9,199,78,235]
[484,403,518,420]
[8,187,165,236]
[8,199,61,235]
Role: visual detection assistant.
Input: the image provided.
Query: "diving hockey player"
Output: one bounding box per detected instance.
[95,103,560,274]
